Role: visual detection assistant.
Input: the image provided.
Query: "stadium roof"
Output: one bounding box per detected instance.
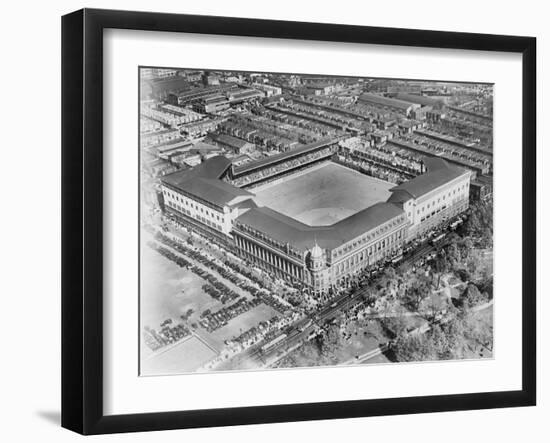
[389,158,468,199]
[358,93,415,111]
[161,156,253,207]
[236,202,405,251]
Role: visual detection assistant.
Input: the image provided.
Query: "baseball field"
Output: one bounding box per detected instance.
[253,162,394,226]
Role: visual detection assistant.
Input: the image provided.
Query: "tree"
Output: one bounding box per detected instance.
[456,268,471,283]
[317,323,343,357]
[464,201,494,248]
[461,283,487,309]
[378,267,398,295]
[459,237,474,262]
[477,277,493,300]
[392,332,437,362]
[362,291,376,306]
[466,250,484,277]
[392,313,474,363]
[432,251,448,289]
[429,324,453,359]
[423,293,446,323]
[439,317,467,359]
[304,344,321,362]
[463,312,493,351]
[403,272,431,312]
[381,308,410,339]
[383,266,397,281]
[445,237,461,271]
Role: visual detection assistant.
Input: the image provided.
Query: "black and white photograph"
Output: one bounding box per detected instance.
[139,68,494,376]
[1,0,544,439]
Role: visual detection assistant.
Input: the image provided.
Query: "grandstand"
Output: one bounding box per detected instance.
[160,139,470,295]
[226,138,340,188]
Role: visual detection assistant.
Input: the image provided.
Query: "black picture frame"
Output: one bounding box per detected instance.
[61,8,537,435]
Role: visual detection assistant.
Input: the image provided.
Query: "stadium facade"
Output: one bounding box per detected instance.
[160,138,471,294]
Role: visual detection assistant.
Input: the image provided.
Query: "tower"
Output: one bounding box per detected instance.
[307,241,327,294]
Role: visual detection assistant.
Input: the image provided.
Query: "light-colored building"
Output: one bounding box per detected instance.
[160,152,470,295]
[141,68,178,80]
[161,157,255,237]
[252,83,283,97]
[358,93,420,117]
[234,202,408,293]
[388,157,471,240]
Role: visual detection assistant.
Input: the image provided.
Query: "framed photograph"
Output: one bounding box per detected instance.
[61,8,536,435]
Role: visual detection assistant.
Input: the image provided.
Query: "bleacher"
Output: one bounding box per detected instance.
[224,140,337,188]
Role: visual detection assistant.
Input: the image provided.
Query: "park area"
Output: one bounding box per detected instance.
[253,161,393,226]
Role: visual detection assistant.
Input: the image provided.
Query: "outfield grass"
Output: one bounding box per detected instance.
[253,162,393,226]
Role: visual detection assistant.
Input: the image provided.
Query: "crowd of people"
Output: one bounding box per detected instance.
[340,146,419,180]
[335,154,410,185]
[230,146,334,187]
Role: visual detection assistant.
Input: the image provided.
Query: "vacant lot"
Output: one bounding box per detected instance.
[141,335,217,375]
[253,162,393,226]
[140,245,224,330]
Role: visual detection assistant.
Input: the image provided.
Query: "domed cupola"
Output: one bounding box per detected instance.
[308,241,325,271]
[310,243,323,260]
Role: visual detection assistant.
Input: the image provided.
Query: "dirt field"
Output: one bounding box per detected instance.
[140,245,225,330]
[140,335,217,375]
[253,162,393,226]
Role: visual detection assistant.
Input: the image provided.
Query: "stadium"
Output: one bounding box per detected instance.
[160,137,471,294]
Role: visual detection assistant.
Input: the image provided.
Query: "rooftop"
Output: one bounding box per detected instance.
[389,158,468,199]
[236,202,405,252]
[358,93,415,111]
[214,134,252,150]
[394,93,443,107]
[161,156,253,207]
